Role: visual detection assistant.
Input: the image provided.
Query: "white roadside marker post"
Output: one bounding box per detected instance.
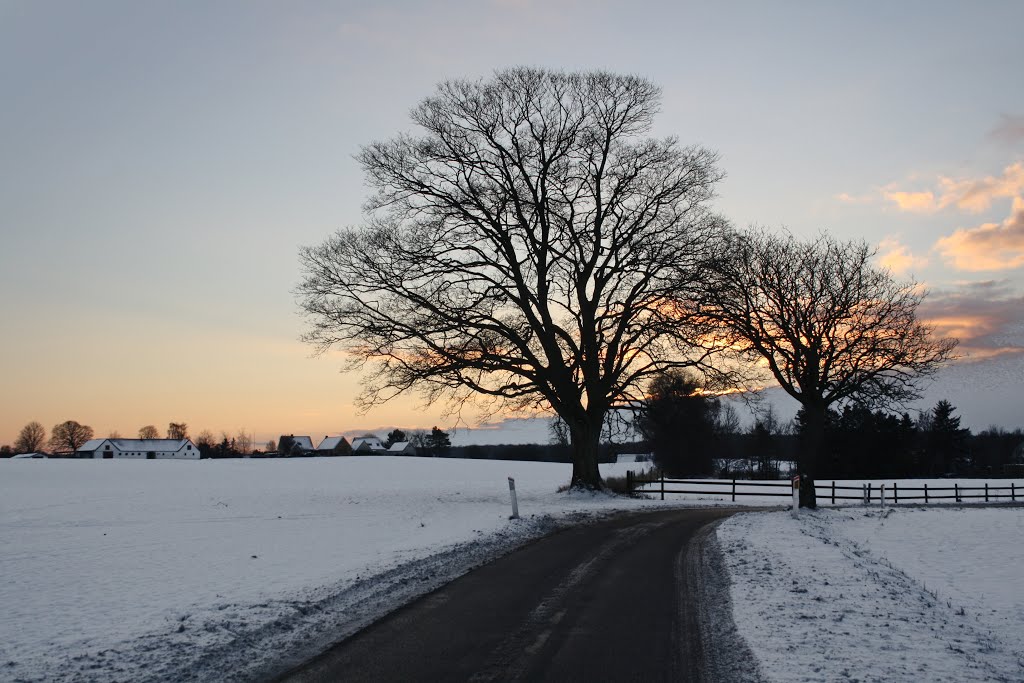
[791,475,800,518]
[508,477,520,519]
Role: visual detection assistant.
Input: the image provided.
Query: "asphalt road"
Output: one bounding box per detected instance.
[274,507,740,683]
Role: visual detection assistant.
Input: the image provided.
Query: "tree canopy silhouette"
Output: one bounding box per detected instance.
[49,420,94,454]
[703,229,957,505]
[15,421,47,454]
[635,370,723,477]
[298,68,727,488]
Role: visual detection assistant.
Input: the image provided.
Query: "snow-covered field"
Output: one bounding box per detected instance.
[0,457,662,682]
[3,457,1021,682]
[717,507,1024,682]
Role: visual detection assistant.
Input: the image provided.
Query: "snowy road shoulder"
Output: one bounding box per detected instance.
[716,507,1024,682]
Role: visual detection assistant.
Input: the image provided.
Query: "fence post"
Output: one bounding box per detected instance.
[894,482,898,505]
[507,477,519,520]
[732,479,736,502]
[626,470,633,495]
[1013,483,1016,502]
[792,475,800,518]
[880,484,886,511]
[831,481,835,505]
[955,482,960,503]
[924,483,929,504]
[985,482,989,503]
[868,482,873,504]
[660,471,665,501]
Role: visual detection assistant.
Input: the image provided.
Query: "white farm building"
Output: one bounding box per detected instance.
[77,438,200,460]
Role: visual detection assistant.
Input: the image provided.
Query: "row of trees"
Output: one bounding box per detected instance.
[10,403,1015,476]
[297,67,958,504]
[0,421,261,458]
[1,421,452,459]
[636,391,1022,480]
[3,420,96,455]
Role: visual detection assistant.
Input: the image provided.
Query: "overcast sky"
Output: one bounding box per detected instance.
[2,0,1023,446]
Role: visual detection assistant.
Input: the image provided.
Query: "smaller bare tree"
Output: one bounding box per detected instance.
[168,423,188,440]
[49,420,94,455]
[15,421,47,453]
[138,425,160,439]
[235,430,253,454]
[548,417,570,448]
[195,430,216,449]
[702,229,957,506]
[408,430,429,453]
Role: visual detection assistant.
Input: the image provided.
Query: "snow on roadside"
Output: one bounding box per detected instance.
[0,457,671,682]
[716,507,1024,682]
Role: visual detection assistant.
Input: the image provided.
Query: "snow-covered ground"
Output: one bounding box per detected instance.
[717,507,1024,682]
[3,457,1021,682]
[0,457,664,682]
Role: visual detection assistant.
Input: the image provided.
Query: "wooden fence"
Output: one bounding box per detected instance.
[624,471,1023,505]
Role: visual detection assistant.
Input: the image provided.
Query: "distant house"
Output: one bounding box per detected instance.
[76,438,199,460]
[316,436,352,456]
[278,435,315,457]
[387,441,416,455]
[351,437,388,454]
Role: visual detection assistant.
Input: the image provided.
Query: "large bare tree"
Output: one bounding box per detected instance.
[702,229,957,505]
[49,420,94,455]
[298,68,727,488]
[14,421,46,453]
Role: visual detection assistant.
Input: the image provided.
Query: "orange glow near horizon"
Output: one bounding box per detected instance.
[0,327,463,448]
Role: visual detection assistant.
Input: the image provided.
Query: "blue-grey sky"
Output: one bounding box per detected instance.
[2,1,1023,445]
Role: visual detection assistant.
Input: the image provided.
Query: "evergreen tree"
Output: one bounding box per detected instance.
[635,370,721,477]
[425,427,451,457]
[923,400,970,475]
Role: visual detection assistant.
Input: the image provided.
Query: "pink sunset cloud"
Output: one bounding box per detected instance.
[877,237,928,275]
[879,162,1024,214]
[919,281,1024,360]
[935,197,1024,271]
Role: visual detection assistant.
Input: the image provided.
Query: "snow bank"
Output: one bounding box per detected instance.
[717,507,1024,682]
[0,457,672,682]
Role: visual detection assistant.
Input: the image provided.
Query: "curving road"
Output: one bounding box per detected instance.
[274,508,742,683]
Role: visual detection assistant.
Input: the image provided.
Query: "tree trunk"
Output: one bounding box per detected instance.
[568,418,603,490]
[798,402,823,509]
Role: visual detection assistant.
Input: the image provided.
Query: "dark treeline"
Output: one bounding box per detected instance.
[446,443,572,463]
[639,395,1024,480]
[812,402,1023,479]
[7,400,1021,479]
